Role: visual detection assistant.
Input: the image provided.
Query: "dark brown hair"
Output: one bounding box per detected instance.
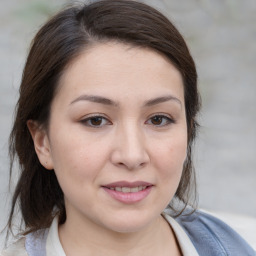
[8,0,200,235]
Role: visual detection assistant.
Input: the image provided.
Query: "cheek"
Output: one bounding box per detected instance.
[49,129,108,183]
[151,134,187,208]
[153,135,187,180]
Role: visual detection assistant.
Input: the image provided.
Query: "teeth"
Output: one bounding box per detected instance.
[109,186,148,193]
[122,187,131,193]
[130,187,139,192]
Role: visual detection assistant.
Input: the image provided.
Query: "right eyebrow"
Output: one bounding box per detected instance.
[144,95,182,108]
[70,94,118,106]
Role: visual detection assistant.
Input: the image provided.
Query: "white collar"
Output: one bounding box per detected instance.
[162,212,199,256]
[46,217,66,256]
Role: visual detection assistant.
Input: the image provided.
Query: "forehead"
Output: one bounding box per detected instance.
[56,42,184,104]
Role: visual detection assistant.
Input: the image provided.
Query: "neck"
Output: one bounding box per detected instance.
[58,213,181,256]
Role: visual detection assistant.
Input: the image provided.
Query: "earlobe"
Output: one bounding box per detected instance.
[27,120,54,170]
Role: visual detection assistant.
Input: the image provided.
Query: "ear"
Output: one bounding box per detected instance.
[27,120,54,170]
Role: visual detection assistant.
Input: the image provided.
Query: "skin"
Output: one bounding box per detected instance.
[28,42,187,255]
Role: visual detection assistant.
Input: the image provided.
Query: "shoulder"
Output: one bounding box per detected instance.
[1,237,28,256]
[175,210,256,256]
[1,229,48,256]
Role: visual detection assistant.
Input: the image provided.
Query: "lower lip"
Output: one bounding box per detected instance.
[102,186,152,204]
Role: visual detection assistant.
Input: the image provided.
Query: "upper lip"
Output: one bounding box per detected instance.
[102,181,153,188]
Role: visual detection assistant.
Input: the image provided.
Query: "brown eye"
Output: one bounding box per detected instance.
[81,116,111,127]
[90,117,103,126]
[146,115,174,127]
[151,116,163,125]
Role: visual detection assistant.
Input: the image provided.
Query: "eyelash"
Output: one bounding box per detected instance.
[80,114,175,128]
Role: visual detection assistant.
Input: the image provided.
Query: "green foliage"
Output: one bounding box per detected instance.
[13,0,65,25]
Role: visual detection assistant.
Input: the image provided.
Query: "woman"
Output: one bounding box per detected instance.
[2,0,255,255]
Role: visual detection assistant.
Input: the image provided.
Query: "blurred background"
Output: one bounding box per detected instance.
[0,0,255,248]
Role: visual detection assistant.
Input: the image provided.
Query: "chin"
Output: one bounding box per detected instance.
[103,212,158,234]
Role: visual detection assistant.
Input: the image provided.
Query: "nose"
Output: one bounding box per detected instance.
[110,123,150,170]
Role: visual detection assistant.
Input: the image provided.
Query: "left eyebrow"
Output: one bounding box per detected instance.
[144,95,182,107]
[70,95,118,106]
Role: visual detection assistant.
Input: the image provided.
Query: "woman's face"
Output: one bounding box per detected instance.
[36,42,187,233]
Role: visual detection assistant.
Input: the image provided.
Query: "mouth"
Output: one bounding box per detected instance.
[102,181,153,192]
[107,186,148,193]
[101,181,153,203]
